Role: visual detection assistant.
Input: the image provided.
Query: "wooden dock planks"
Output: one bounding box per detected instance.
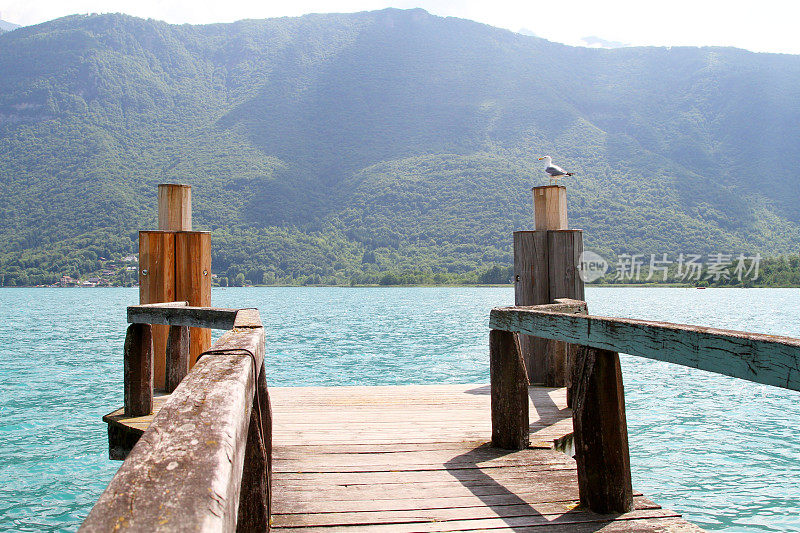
[268,384,571,448]
[268,384,702,532]
[104,383,700,531]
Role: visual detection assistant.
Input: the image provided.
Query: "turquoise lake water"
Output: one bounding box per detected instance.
[1,287,799,531]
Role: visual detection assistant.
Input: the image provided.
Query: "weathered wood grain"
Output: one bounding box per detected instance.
[234,308,262,329]
[237,361,272,532]
[165,325,189,393]
[503,517,704,533]
[571,346,633,513]
[127,304,239,330]
[269,509,683,532]
[104,384,571,459]
[158,183,192,232]
[272,491,648,515]
[490,305,800,391]
[490,330,529,449]
[514,230,549,383]
[138,230,176,390]
[274,465,576,484]
[267,386,691,532]
[105,393,169,460]
[514,231,550,307]
[533,185,568,231]
[546,231,584,303]
[273,473,581,497]
[269,438,692,532]
[137,301,189,308]
[81,325,266,532]
[272,496,662,528]
[175,231,212,366]
[514,226,584,389]
[123,324,153,417]
[98,380,695,531]
[545,231,584,389]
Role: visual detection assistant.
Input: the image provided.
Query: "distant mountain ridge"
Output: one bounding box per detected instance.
[0,19,19,32]
[0,9,798,286]
[581,35,629,48]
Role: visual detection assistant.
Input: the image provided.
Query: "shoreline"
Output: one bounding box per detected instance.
[3,284,799,289]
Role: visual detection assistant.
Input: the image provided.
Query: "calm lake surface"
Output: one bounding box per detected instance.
[1,287,799,531]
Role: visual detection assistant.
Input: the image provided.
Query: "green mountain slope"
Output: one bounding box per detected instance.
[0,9,798,286]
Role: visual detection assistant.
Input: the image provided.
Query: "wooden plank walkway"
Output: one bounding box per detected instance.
[269,384,702,532]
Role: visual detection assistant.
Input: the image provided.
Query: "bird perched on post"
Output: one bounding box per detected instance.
[538,156,573,184]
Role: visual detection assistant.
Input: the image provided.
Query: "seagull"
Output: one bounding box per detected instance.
[538,156,574,184]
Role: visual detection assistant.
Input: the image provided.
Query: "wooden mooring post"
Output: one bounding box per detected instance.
[514,185,584,387]
[139,184,211,390]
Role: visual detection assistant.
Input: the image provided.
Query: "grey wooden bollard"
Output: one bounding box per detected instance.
[514,185,584,387]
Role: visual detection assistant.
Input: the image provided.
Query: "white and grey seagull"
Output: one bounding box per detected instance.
[538,156,574,184]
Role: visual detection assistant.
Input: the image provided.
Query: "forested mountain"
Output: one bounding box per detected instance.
[1,9,799,286]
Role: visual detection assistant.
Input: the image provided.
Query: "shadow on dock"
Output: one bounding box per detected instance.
[444,445,550,530]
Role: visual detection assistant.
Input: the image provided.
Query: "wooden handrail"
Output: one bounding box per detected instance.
[127,302,247,330]
[82,306,271,532]
[489,299,800,515]
[490,299,800,391]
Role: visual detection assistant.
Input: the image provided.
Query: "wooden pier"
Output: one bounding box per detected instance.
[97,377,700,531]
[80,298,800,532]
[78,185,800,531]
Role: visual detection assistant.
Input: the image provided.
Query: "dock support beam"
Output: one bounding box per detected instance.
[124,324,153,417]
[571,345,633,514]
[165,325,190,393]
[237,362,273,531]
[514,185,584,387]
[490,329,529,449]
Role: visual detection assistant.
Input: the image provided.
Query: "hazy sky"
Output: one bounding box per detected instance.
[1,0,798,54]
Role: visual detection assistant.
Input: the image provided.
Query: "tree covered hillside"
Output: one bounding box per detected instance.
[0,9,798,286]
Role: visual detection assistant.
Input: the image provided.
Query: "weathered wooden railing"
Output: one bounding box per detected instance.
[80,302,271,532]
[489,298,800,514]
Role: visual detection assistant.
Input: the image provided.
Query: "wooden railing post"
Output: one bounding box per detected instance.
[165,325,190,393]
[571,345,633,514]
[237,361,272,532]
[490,329,529,449]
[488,301,800,515]
[124,323,153,417]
